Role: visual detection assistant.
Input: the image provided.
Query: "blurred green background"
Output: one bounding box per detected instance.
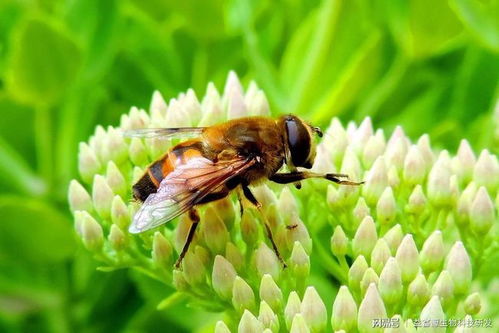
[0,0,497,332]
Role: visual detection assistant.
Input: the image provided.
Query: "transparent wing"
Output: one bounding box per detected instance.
[123,127,205,139]
[129,156,255,233]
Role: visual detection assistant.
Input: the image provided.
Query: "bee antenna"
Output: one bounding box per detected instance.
[312,126,323,138]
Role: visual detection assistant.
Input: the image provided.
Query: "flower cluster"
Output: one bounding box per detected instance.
[68,72,498,332]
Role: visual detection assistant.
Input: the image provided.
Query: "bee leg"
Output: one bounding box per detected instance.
[270,172,363,185]
[175,209,200,269]
[241,185,287,268]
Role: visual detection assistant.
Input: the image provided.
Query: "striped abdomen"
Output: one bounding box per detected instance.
[132,140,204,202]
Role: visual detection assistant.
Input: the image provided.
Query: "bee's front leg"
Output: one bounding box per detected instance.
[270,172,363,186]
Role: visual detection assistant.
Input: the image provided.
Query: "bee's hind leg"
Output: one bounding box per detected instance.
[240,185,287,268]
[175,209,200,269]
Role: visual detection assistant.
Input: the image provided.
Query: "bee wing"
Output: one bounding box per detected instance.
[123,127,205,139]
[129,156,255,233]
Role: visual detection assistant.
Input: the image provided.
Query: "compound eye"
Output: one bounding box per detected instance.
[285,118,310,167]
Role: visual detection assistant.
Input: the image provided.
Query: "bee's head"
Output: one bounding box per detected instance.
[280,115,323,169]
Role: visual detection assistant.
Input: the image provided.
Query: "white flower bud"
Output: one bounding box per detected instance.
[370,239,391,275]
[420,230,444,274]
[332,286,358,331]
[109,224,126,252]
[362,157,389,206]
[362,129,386,169]
[474,149,499,192]
[420,296,445,332]
[300,286,327,332]
[427,156,453,207]
[382,224,403,255]
[378,257,403,305]
[284,291,301,330]
[464,292,481,315]
[238,309,263,333]
[407,274,430,307]
[444,241,472,294]
[106,161,127,198]
[350,117,373,154]
[358,283,387,333]
[104,126,128,165]
[452,139,476,183]
[403,145,426,185]
[456,182,477,225]
[417,134,435,169]
[349,255,369,291]
[353,197,371,225]
[92,175,114,220]
[254,242,280,280]
[376,187,396,227]
[212,255,237,300]
[469,186,495,234]
[258,300,279,332]
[360,268,379,297]
[431,270,454,307]
[214,321,231,333]
[352,216,378,260]
[406,185,427,215]
[395,234,419,283]
[232,276,256,313]
[331,226,348,257]
[78,142,102,183]
[290,314,310,333]
[259,274,283,312]
[326,118,349,166]
[68,180,93,212]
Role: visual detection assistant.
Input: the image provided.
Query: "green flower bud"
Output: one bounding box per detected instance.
[104,126,128,165]
[79,211,104,252]
[358,283,387,333]
[370,239,391,275]
[474,149,499,192]
[444,241,472,294]
[174,215,196,254]
[352,216,378,260]
[212,255,237,300]
[92,175,114,220]
[431,270,454,308]
[456,181,477,225]
[290,241,310,281]
[403,145,426,185]
[68,180,93,212]
[225,242,244,273]
[212,197,236,231]
[362,130,386,169]
[232,276,256,313]
[301,286,327,332]
[407,274,430,307]
[360,268,379,297]
[254,242,280,280]
[132,166,144,184]
[332,286,358,331]
[353,197,371,225]
[395,234,419,283]
[259,274,283,312]
[194,245,210,268]
[152,231,173,269]
[379,257,403,305]
[290,314,310,333]
[469,186,495,234]
[89,125,107,160]
[172,270,188,292]
[258,300,279,332]
[417,134,435,170]
[285,291,301,330]
[382,224,403,255]
[387,165,400,189]
[128,106,149,129]
[463,292,481,315]
[362,157,389,206]
[109,224,126,252]
[406,185,427,215]
[377,187,396,226]
[420,296,445,332]
[331,225,348,257]
[452,139,476,183]
[110,195,130,230]
[327,185,342,209]
[238,309,263,333]
[106,161,127,198]
[420,230,444,274]
[182,249,206,286]
[202,206,229,255]
[128,138,149,167]
[349,255,369,291]
[286,216,312,254]
[240,210,259,249]
[78,142,102,183]
[427,156,453,207]
[386,127,408,171]
[214,320,231,333]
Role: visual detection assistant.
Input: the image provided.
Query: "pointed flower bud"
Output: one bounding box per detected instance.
[376,187,396,227]
[300,286,327,332]
[215,321,231,333]
[212,255,237,300]
[78,142,102,183]
[92,175,114,220]
[290,241,310,281]
[431,270,455,307]
[254,242,280,280]
[358,283,387,333]
[382,224,403,255]
[384,314,406,333]
[232,276,256,313]
[362,157,389,206]
[395,234,419,283]
[278,187,299,222]
[331,225,348,257]
[456,182,477,225]
[79,212,104,252]
[452,139,476,183]
[353,197,371,225]
[111,195,130,230]
[284,291,301,330]
[286,216,312,254]
[360,268,379,297]
[407,274,430,307]
[349,255,369,291]
[420,230,444,274]
[182,249,206,286]
[240,210,259,249]
[172,270,188,292]
[238,309,263,333]
[444,241,472,294]
[420,296,445,328]
[212,197,236,230]
[152,231,173,269]
[469,186,495,234]
[378,257,403,305]
[106,161,127,198]
[332,286,358,331]
[463,292,481,315]
[259,274,283,312]
[104,126,128,165]
[327,185,342,209]
[403,145,426,185]
[128,138,148,167]
[406,185,427,215]
[362,130,386,169]
[225,242,244,273]
[417,134,435,168]
[427,158,453,207]
[109,224,126,252]
[352,216,378,260]
[370,239,391,275]
[202,206,229,255]
[473,149,499,192]
[290,314,310,333]
[258,301,279,332]
[326,118,348,166]
[68,180,93,212]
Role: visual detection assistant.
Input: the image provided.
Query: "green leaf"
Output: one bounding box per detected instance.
[0,196,76,263]
[6,17,81,106]
[450,0,499,52]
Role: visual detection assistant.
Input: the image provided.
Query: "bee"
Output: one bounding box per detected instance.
[125,115,362,268]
